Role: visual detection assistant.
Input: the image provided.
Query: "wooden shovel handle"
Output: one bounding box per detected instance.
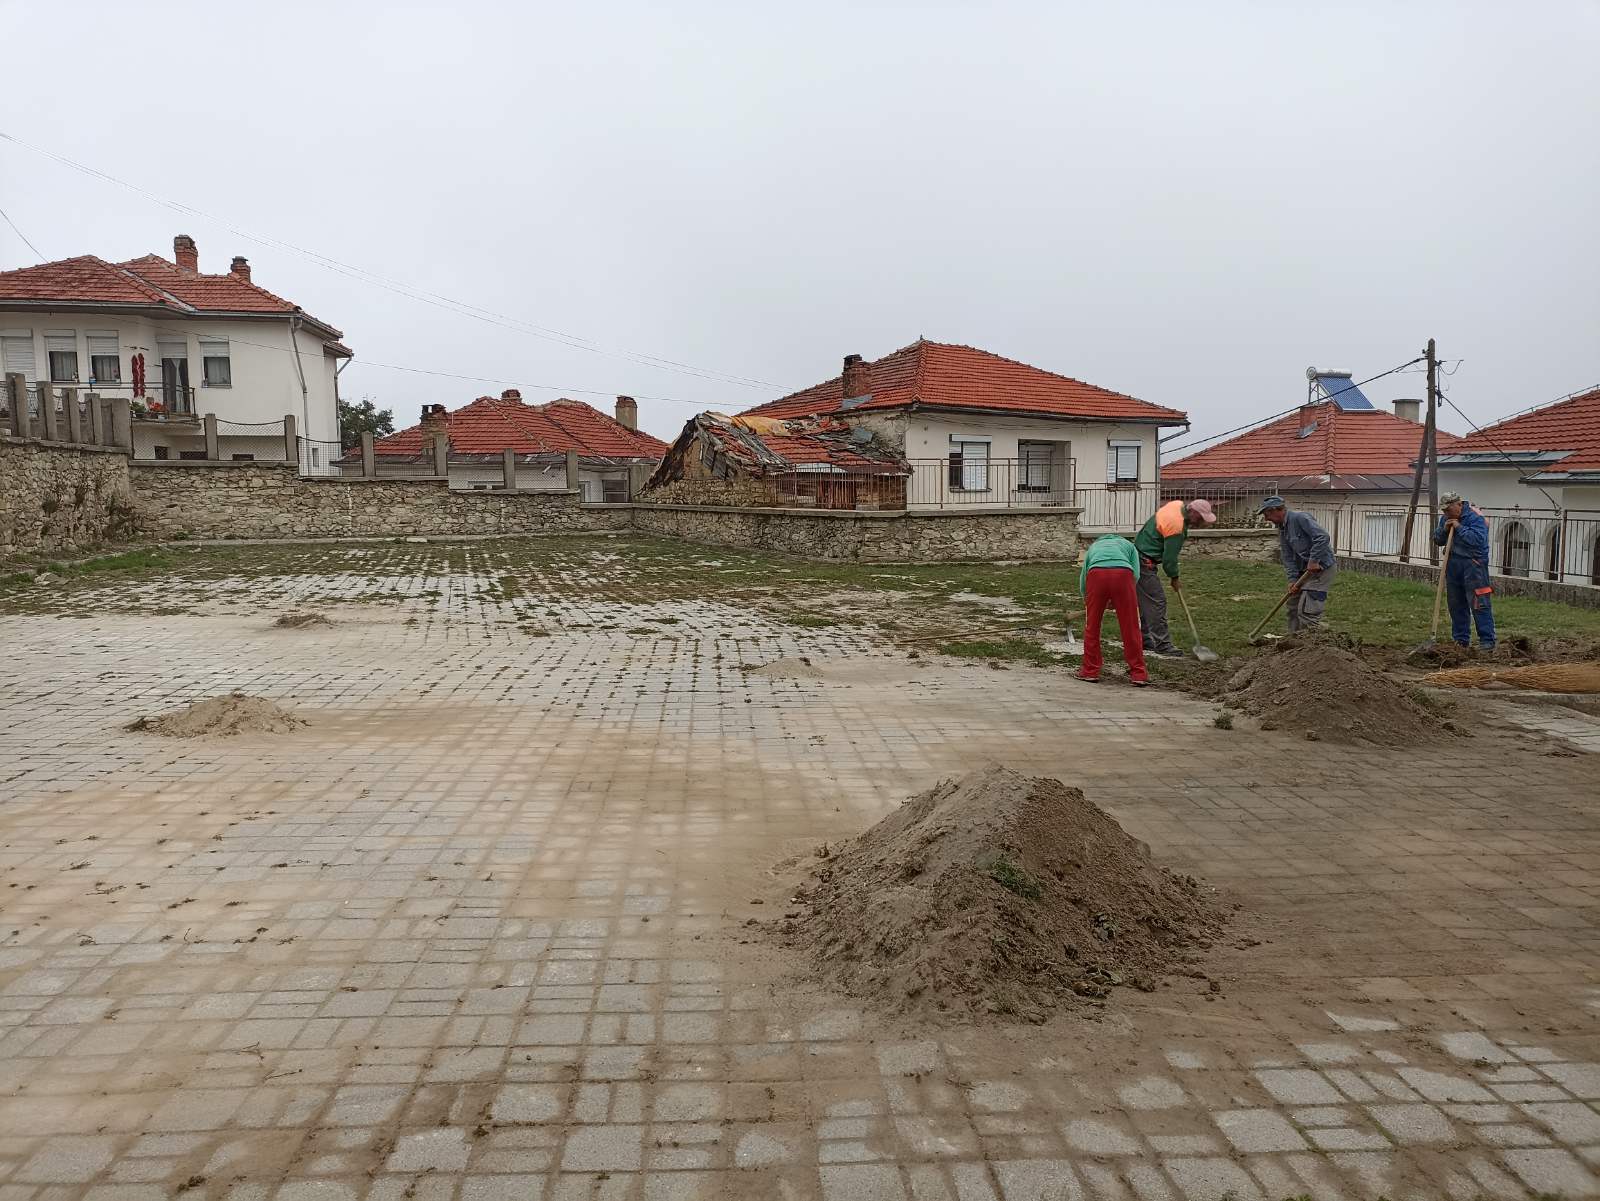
[1249,570,1313,642]
[1430,524,1456,638]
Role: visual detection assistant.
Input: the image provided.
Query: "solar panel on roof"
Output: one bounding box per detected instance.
[1315,374,1376,411]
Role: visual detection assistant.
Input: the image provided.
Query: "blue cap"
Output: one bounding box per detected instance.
[1257,495,1286,513]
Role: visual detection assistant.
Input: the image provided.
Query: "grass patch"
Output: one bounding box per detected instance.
[986,857,1042,900]
[1212,710,1234,730]
[939,637,1060,665]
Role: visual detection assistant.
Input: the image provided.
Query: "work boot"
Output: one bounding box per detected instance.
[1149,647,1185,660]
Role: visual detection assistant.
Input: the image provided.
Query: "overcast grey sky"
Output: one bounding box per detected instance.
[3,1,1596,450]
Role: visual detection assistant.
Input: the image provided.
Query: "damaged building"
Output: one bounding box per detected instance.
[643,412,911,509]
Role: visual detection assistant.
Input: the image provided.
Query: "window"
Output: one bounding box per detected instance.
[45,332,78,382]
[580,480,600,502]
[1544,528,1561,581]
[311,446,321,469]
[200,338,231,387]
[157,338,189,411]
[1500,521,1531,578]
[231,453,255,462]
[1363,512,1402,555]
[1,332,36,379]
[1018,441,1056,491]
[153,446,170,460]
[1106,440,1141,484]
[947,437,990,491]
[87,332,121,383]
[179,450,207,461]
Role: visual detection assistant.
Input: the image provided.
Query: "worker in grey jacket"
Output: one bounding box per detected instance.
[1258,496,1334,632]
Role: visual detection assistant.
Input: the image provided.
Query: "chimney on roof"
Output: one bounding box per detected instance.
[841,353,871,401]
[501,389,522,403]
[614,395,637,430]
[1392,398,1421,423]
[419,404,450,472]
[230,256,251,284]
[174,234,198,273]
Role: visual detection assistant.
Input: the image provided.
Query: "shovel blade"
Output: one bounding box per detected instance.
[1192,645,1219,662]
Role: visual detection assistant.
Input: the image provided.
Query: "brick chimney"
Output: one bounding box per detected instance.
[174,234,198,273]
[230,256,251,283]
[1392,398,1421,422]
[614,395,637,430]
[500,389,522,403]
[419,403,450,471]
[841,353,871,401]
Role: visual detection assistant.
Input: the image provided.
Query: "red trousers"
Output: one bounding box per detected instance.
[1082,567,1148,682]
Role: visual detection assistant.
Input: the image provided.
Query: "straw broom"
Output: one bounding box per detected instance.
[1423,662,1600,693]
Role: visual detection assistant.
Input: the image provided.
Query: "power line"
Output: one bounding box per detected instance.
[0,128,778,392]
[1435,375,1563,509]
[1160,356,1427,459]
[0,204,43,261]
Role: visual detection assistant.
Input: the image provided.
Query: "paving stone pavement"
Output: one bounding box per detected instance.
[1,542,1598,1200]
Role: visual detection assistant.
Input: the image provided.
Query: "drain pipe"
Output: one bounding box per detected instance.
[289,312,310,472]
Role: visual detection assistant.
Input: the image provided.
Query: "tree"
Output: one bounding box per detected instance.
[339,396,395,449]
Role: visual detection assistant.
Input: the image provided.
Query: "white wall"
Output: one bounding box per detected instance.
[896,411,1161,483]
[0,312,342,471]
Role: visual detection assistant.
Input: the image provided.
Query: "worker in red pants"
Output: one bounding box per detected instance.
[1075,534,1150,686]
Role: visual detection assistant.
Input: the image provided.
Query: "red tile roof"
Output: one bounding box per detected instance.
[370,393,668,462]
[740,339,1185,425]
[0,248,344,339]
[1163,401,1463,491]
[1447,387,1600,474]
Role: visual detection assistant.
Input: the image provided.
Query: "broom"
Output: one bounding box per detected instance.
[1422,662,1600,693]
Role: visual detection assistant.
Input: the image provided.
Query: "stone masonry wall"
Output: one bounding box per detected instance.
[130,463,632,541]
[1,437,136,556]
[1183,528,1279,562]
[1338,553,1600,610]
[630,503,1079,563]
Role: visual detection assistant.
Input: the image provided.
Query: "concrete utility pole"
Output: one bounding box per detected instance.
[1398,337,1438,562]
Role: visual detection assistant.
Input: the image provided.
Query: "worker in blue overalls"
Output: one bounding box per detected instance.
[1433,490,1496,651]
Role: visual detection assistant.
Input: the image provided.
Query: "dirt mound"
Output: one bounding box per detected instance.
[745,657,823,679]
[127,693,306,738]
[1225,637,1449,745]
[773,765,1223,1023]
[274,612,332,629]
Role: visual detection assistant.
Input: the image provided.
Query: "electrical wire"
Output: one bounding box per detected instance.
[0,204,44,261]
[1436,375,1564,509]
[0,129,778,392]
[1160,356,1427,459]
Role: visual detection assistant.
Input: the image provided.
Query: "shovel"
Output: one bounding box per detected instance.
[1409,524,1455,656]
[1173,588,1219,662]
[1248,569,1314,645]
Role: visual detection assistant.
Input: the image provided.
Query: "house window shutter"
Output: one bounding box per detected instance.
[87,332,118,358]
[1106,445,1117,483]
[1,334,36,379]
[1108,440,1140,483]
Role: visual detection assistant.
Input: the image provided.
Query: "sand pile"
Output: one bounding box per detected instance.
[127,693,306,738]
[274,612,332,629]
[1225,636,1447,745]
[774,765,1223,1023]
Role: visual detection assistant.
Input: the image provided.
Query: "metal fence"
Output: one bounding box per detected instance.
[902,458,1160,529]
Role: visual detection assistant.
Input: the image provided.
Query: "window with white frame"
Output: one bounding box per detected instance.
[1363,512,1402,556]
[1106,440,1141,484]
[1,332,36,380]
[1018,441,1057,491]
[45,331,78,382]
[200,338,231,386]
[87,331,121,383]
[947,437,990,491]
[310,446,321,469]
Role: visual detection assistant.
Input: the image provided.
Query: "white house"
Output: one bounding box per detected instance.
[1436,386,1600,584]
[0,234,350,472]
[738,339,1188,530]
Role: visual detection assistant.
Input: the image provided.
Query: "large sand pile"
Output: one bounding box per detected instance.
[1225,637,1448,746]
[127,693,306,738]
[774,765,1223,1023]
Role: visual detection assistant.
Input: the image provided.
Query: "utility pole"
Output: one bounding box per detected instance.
[1424,339,1440,565]
[1397,337,1437,562]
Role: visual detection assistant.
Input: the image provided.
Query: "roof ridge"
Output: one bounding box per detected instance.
[1471,385,1600,439]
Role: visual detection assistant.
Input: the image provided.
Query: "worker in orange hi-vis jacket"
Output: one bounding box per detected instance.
[1131,498,1216,658]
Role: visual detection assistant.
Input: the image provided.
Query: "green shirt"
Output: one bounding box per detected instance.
[1079,534,1140,595]
[1133,500,1189,579]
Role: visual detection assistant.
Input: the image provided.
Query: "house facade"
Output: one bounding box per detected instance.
[348,391,667,500]
[738,340,1187,530]
[0,235,349,472]
[1436,386,1600,584]
[1162,373,1462,557]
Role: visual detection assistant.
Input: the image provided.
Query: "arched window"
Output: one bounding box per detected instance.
[1500,521,1532,578]
[1591,532,1600,586]
[1544,528,1562,581]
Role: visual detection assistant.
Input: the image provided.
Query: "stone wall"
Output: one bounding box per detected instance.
[1183,528,1278,562]
[1337,554,1600,610]
[1,437,136,556]
[630,503,1079,563]
[130,462,632,541]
